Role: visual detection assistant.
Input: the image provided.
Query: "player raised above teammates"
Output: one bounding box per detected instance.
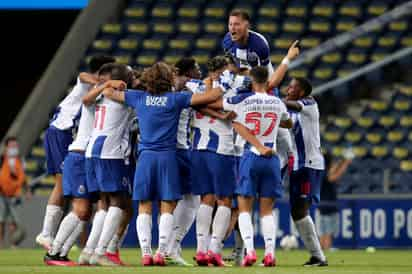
[209,66,292,267]
[223,9,273,75]
[102,62,224,266]
[283,78,328,267]
[36,55,115,250]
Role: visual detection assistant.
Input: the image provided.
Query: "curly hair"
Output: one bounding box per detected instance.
[140,62,174,95]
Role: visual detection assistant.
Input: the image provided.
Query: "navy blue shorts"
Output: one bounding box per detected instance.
[289,167,324,205]
[177,149,192,195]
[62,152,96,200]
[44,126,73,175]
[191,150,236,198]
[86,158,131,194]
[133,150,181,201]
[235,151,283,199]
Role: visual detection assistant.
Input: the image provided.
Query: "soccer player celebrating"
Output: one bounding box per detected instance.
[36,55,115,249]
[283,78,328,267]
[84,63,134,266]
[102,62,223,266]
[223,9,273,74]
[166,57,202,266]
[209,66,292,267]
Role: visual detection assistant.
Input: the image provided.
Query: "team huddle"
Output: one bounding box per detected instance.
[35,10,327,268]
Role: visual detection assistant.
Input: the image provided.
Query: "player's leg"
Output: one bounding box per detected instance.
[136,201,153,266]
[290,168,327,266]
[106,197,133,265]
[208,153,236,267]
[37,127,72,248]
[237,196,255,266]
[260,197,277,267]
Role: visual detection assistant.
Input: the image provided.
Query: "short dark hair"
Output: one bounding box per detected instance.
[88,55,116,73]
[294,77,312,96]
[4,136,17,145]
[207,56,228,73]
[250,66,268,84]
[175,57,197,76]
[98,63,133,84]
[229,9,250,21]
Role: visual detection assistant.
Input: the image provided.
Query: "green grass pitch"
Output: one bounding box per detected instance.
[0,248,410,274]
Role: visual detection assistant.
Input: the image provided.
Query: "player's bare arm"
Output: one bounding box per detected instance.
[280,118,293,129]
[232,121,274,157]
[268,40,300,90]
[82,82,109,106]
[102,87,125,103]
[282,99,302,112]
[79,72,98,85]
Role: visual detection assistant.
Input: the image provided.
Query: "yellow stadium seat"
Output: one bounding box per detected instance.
[259,6,279,17]
[353,146,368,158]
[257,23,278,35]
[334,117,352,129]
[101,23,122,35]
[336,21,356,32]
[400,160,412,172]
[204,7,225,18]
[31,146,45,157]
[152,6,172,18]
[401,36,412,47]
[124,7,146,19]
[300,37,321,49]
[339,5,361,17]
[204,22,225,34]
[369,101,388,112]
[399,85,412,97]
[392,147,409,160]
[153,23,174,35]
[368,4,387,16]
[143,39,164,50]
[356,117,374,128]
[42,176,56,186]
[371,146,389,158]
[312,6,334,18]
[289,69,308,78]
[378,116,396,128]
[309,21,331,33]
[136,55,157,66]
[270,53,284,64]
[314,68,333,80]
[178,7,199,18]
[337,68,353,78]
[25,160,39,172]
[324,131,342,143]
[321,53,342,64]
[92,39,112,51]
[332,146,345,157]
[163,55,181,65]
[193,53,209,65]
[196,38,217,50]
[118,39,138,50]
[400,116,412,128]
[408,132,412,142]
[377,37,397,48]
[389,21,408,32]
[387,131,405,143]
[371,52,388,62]
[286,6,306,17]
[114,55,131,65]
[179,22,200,34]
[127,23,149,35]
[366,133,382,144]
[169,39,190,50]
[353,37,374,48]
[273,37,296,49]
[282,21,304,33]
[347,52,367,65]
[393,100,411,112]
[344,132,362,143]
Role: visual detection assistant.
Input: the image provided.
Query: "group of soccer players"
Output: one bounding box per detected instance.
[34,9,328,268]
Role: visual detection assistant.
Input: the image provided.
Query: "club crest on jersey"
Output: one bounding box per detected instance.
[78,185,86,195]
[146,96,167,107]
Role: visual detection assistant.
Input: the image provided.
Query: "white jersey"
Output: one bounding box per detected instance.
[86,96,132,159]
[277,128,293,168]
[289,97,324,171]
[51,77,91,130]
[223,92,289,155]
[68,104,95,151]
[177,105,192,150]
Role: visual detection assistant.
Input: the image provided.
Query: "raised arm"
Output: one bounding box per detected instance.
[79,72,98,85]
[282,99,302,112]
[82,83,107,106]
[268,40,300,90]
[102,87,125,103]
[232,122,274,157]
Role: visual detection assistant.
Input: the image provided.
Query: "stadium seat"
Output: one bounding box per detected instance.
[353,36,375,49]
[300,37,321,50]
[377,35,399,50]
[178,5,200,19]
[273,35,298,50]
[393,100,411,112]
[163,50,185,65]
[333,117,352,130]
[91,39,113,52]
[135,52,158,66]
[286,1,307,18]
[178,21,200,35]
[142,38,165,51]
[400,160,412,172]
[339,2,362,19]
[282,18,305,34]
[352,146,368,158]
[400,35,412,47]
[367,0,388,17]
[288,67,309,79]
[258,3,280,19]
[336,18,357,32]
[332,146,345,157]
[256,21,279,38]
[323,131,342,144]
[346,49,368,66]
[311,1,335,18]
[321,52,342,67]
[371,146,389,158]
[344,131,362,144]
[365,132,383,145]
[101,23,122,36]
[126,22,149,36]
[356,116,375,129]
[117,38,139,52]
[151,3,173,19]
[370,48,390,62]
[309,19,332,35]
[113,54,132,65]
[389,20,408,32]
[368,100,389,112]
[203,20,226,35]
[387,130,405,144]
[168,38,191,51]
[192,50,211,65]
[204,2,227,19]
[151,21,175,36]
[400,115,412,128]
[312,66,335,82]
[124,6,147,20]
[195,37,218,51]
[377,115,397,128]
[392,147,409,160]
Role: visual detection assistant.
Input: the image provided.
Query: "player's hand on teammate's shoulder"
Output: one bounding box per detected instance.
[287,40,300,61]
[106,80,127,90]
